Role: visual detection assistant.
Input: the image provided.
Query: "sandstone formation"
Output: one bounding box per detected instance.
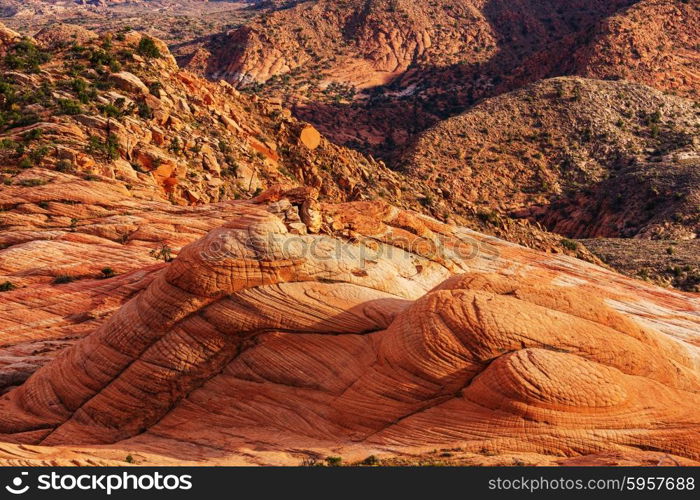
[0,191,699,465]
[299,125,321,150]
[206,0,635,87]
[0,20,20,54]
[0,5,698,468]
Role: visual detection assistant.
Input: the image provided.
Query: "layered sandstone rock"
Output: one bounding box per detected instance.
[0,195,698,466]
[0,7,698,468]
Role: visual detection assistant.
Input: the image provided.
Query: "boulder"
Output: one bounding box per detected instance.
[110,71,150,96]
[299,125,321,150]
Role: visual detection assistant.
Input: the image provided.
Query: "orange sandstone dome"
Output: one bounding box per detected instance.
[0,194,698,466]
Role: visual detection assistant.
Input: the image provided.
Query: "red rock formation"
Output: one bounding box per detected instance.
[299,125,321,150]
[200,0,698,163]
[0,9,698,467]
[0,194,698,466]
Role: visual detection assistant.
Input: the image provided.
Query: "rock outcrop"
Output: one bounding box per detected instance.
[0,193,698,466]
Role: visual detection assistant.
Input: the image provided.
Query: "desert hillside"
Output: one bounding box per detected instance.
[0,22,599,261]
[0,3,698,469]
[0,22,412,207]
[191,0,698,160]
[403,77,699,240]
[402,76,700,289]
[566,0,699,98]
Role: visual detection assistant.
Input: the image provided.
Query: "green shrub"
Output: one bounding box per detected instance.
[29,146,50,163]
[0,139,19,150]
[4,38,51,72]
[100,267,116,278]
[218,140,231,154]
[221,164,238,177]
[0,281,16,292]
[71,78,98,103]
[86,133,120,160]
[23,128,43,141]
[149,243,174,262]
[136,37,162,59]
[476,209,499,226]
[89,48,117,68]
[19,178,47,187]
[561,239,579,251]
[137,100,153,119]
[148,81,162,95]
[168,137,181,155]
[99,103,123,119]
[55,160,74,173]
[57,99,83,115]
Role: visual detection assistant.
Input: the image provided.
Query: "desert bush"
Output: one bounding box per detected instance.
[4,38,51,72]
[57,98,82,115]
[137,37,162,59]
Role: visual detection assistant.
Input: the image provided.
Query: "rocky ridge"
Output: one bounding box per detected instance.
[0,22,596,265]
[195,0,698,160]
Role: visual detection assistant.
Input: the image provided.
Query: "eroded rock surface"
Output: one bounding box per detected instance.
[0,196,698,466]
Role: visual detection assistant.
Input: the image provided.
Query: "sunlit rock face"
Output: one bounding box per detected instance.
[0,198,698,466]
